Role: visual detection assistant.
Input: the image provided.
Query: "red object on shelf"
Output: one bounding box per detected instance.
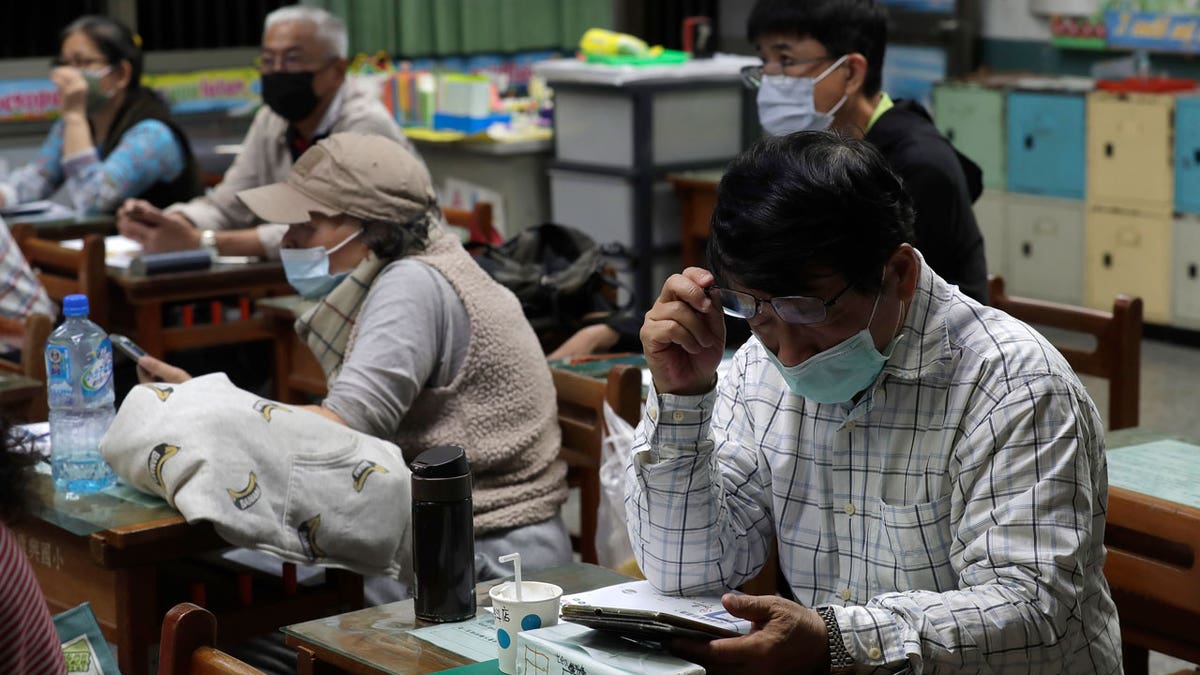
[210,300,223,325]
[181,304,194,327]
[239,297,251,320]
[1097,77,1197,93]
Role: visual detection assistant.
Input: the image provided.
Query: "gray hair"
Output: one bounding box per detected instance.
[264,6,348,59]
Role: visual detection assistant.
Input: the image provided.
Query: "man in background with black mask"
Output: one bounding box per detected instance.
[117,6,413,260]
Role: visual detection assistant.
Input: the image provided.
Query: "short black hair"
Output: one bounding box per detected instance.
[60,15,144,90]
[748,0,888,97]
[707,131,914,296]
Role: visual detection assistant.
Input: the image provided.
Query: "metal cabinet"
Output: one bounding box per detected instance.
[1086,92,1174,214]
[1173,215,1200,326]
[933,84,1006,191]
[1174,96,1200,215]
[1086,206,1173,323]
[1006,91,1086,199]
[1005,195,1085,305]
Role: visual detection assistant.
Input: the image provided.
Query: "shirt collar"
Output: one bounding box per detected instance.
[880,249,953,381]
[314,81,345,137]
[866,92,894,134]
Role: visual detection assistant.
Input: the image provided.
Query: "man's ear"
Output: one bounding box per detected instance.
[842,53,870,99]
[888,244,920,303]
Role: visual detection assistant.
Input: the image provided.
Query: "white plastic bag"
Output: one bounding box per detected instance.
[595,400,637,569]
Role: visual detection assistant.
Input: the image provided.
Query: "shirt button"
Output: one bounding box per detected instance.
[672,411,685,422]
[839,588,852,601]
[649,408,658,421]
[868,647,882,660]
[844,420,856,430]
[843,502,856,516]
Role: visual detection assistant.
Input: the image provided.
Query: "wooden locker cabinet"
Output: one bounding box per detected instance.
[1173,216,1200,326]
[1005,195,1085,305]
[933,84,1006,191]
[974,190,1008,281]
[1086,91,1174,213]
[1086,206,1172,323]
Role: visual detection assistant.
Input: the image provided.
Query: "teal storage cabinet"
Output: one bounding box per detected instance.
[1175,96,1200,215]
[1006,91,1086,199]
[933,84,1006,191]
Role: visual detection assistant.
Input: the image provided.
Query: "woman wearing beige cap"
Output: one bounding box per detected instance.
[138,132,571,602]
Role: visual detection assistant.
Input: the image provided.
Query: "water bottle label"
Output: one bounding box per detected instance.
[81,339,113,401]
[46,345,72,402]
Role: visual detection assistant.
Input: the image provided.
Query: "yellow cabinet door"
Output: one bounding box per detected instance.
[1086,207,1172,323]
[1086,92,1174,213]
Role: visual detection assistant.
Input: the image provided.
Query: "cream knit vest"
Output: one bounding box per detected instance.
[385,232,566,534]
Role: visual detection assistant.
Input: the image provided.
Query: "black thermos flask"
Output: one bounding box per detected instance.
[411,445,476,622]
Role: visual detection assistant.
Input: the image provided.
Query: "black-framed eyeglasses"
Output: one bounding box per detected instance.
[715,282,854,325]
[51,56,109,69]
[255,51,336,74]
[739,56,836,89]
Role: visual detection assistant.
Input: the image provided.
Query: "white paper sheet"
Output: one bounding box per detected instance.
[60,235,142,269]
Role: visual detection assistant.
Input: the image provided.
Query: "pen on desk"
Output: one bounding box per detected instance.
[568,352,637,365]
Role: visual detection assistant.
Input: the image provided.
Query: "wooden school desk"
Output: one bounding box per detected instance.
[283,562,629,675]
[1103,429,1200,674]
[8,212,117,240]
[13,470,363,675]
[107,260,292,358]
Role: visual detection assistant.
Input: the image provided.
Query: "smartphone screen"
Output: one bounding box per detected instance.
[110,334,147,361]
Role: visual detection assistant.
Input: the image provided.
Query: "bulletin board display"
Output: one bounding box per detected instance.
[1053,1,1200,53]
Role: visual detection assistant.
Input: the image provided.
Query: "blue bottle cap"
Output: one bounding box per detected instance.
[62,294,89,317]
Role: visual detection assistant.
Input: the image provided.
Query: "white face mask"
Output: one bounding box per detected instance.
[280,228,362,299]
[756,55,849,136]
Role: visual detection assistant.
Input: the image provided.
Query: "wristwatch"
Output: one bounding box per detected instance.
[199,229,218,257]
[817,606,855,674]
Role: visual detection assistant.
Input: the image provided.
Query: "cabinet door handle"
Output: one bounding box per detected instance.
[1103,253,1113,268]
[1025,134,1034,150]
[946,128,956,143]
[1022,242,1032,257]
[1193,149,1200,165]
[1190,263,1198,279]
[1105,142,1115,158]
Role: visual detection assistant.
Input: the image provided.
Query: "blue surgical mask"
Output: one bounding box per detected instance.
[762,286,904,404]
[756,55,849,136]
[280,228,362,299]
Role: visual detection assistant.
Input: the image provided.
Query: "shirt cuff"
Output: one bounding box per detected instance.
[62,147,99,178]
[831,604,909,670]
[0,183,17,209]
[641,380,717,461]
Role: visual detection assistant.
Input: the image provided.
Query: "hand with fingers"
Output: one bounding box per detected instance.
[136,355,192,385]
[116,198,201,252]
[670,594,830,675]
[640,267,726,396]
[49,67,88,115]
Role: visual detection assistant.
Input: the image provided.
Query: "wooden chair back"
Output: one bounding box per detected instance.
[988,275,1142,430]
[443,201,500,246]
[158,602,262,674]
[1104,488,1200,671]
[552,363,641,565]
[0,312,52,421]
[12,224,109,329]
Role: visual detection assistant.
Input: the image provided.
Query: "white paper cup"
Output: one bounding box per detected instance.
[489,580,562,674]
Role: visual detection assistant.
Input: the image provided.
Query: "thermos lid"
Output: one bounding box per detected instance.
[411,445,472,502]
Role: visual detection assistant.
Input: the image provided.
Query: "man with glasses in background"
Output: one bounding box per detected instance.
[744,0,988,303]
[117,6,414,259]
[627,132,1120,674]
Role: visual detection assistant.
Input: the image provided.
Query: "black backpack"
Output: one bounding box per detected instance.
[469,224,627,341]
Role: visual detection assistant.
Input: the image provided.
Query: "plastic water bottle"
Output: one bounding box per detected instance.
[45,294,117,494]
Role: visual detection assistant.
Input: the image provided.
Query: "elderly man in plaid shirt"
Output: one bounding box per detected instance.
[0,217,54,320]
[626,132,1120,674]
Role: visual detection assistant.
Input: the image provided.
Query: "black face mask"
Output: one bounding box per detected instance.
[261,71,320,122]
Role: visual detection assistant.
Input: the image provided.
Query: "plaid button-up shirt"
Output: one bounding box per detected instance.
[0,218,54,320]
[626,259,1121,674]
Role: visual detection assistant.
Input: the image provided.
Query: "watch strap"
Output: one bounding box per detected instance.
[818,606,855,674]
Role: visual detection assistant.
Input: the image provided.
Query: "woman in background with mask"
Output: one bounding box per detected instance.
[0,15,201,214]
